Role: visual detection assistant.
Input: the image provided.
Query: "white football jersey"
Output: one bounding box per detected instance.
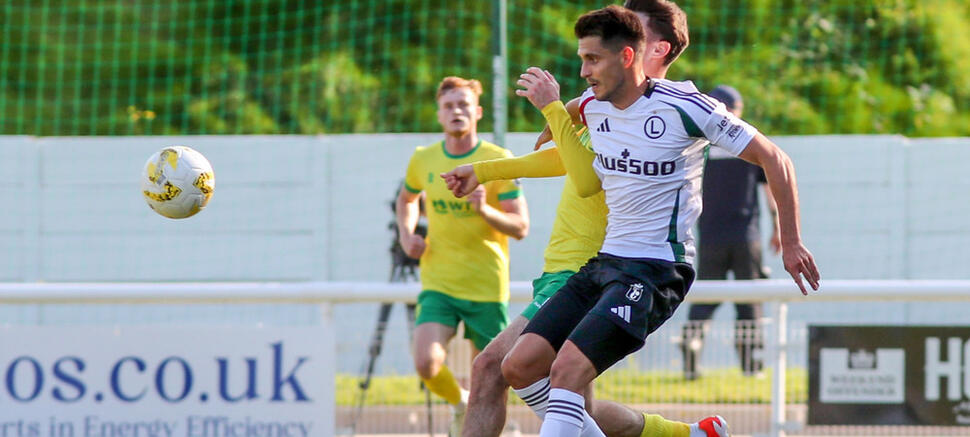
[579,78,759,264]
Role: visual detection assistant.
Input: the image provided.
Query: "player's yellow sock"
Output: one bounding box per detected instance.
[422,365,463,405]
[640,413,690,437]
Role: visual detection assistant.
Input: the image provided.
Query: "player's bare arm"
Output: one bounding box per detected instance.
[738,133,821,294]
[473,191,529,240]
[395,186,426,258]
[762,183,782,254]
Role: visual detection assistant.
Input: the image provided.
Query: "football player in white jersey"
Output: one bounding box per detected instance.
[499,6,820,437]
[450,2,734,437]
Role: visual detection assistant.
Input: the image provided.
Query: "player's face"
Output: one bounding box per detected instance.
[578,36,628,102]
[437,88,482,136]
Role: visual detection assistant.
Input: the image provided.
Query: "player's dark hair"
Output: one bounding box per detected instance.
[574,5,646,55]
[623,0,689,65]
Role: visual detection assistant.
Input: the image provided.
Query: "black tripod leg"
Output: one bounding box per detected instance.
[350,302,394,435]
[405,303,434,437]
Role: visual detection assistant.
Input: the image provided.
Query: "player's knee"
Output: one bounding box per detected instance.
[548,351,595,391]
[547,357,571,386]
[472,348,506,386]
[413,354,443,380]
[500,351,534,388]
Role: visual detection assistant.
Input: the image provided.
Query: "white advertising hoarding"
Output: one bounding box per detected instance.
[0,327,334,437]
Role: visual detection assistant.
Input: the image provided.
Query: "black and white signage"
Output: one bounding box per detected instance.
[809,326,970,426]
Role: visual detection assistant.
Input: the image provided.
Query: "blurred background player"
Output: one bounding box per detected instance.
[442,2,730,437]
[395,76,529,436]
[680,85,781,380]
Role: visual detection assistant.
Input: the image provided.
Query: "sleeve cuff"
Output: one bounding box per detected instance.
[541,100,567,119]
[403,183,421,194]
[497,189,522,201]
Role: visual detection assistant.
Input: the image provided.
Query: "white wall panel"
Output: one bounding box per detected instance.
[0,134,967,282]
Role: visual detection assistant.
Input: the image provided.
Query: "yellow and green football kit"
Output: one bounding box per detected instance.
[473,108,607,321]
[404,139,521,349]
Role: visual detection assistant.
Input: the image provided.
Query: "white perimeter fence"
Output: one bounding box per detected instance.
[3,280,970,437]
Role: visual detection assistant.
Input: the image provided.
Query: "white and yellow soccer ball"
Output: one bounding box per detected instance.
[141,146,215,219]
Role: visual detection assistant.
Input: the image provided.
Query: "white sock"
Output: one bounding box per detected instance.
[580,409,606,437]
[512,377,550,418]
[540,388,608,437]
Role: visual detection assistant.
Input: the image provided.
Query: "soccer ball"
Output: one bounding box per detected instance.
[141,146,215,219]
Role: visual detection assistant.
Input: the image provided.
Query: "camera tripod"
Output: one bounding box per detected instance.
[347,237,433,436]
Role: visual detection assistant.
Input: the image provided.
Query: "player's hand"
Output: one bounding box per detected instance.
[440,165,481,197]
[515,67,561,110]
[399,233,426,259]
[467,185,486,213]
[782,242,820,295]
[535,124,553,150]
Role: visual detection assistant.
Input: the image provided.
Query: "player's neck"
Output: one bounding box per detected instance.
[645,64,669,80]
[611,71,649,110]
[444,131,478,155]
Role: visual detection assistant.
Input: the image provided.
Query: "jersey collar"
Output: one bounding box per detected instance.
[441,139,482,159]
[643,77,657,98]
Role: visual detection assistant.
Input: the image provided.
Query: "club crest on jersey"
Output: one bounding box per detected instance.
[644,116,666,139]
[625,283,644,302]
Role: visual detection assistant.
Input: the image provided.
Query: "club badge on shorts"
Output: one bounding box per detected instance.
[626,283,644,302]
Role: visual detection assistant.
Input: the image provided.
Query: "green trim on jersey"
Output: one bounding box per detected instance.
[442,139,483,159]
[667,188,686,262]
[404,182,421,194]
[497,189,522,201]
[663,102,704,138]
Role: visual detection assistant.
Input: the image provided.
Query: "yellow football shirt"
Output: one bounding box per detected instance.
[473,133,607,274]
[404,140,522,303]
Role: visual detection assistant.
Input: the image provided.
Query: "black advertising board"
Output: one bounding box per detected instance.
[809,326,970,426]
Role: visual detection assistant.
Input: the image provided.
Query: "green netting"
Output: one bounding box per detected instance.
[1,0,969,136]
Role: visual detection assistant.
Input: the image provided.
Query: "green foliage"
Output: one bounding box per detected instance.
[1,0,969,136]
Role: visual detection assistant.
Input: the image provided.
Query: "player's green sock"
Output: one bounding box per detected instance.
[640,413,690,437]
[422,364,463,405]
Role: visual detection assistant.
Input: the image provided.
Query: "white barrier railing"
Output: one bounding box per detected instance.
[5,279,970,304]
[4,279,970,437]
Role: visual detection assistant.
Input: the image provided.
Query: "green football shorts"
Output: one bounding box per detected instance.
[520,270,576,321]
[415,290,509,350]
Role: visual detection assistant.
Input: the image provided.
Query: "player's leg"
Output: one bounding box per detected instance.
[413,291,463,405]
[453,298,511,437]
[503,265,604,432]
[462,271,573,437]
[461,315,527,437]
[545,256,697,437]
[587,398,645,437]
[539,339,605,437]
[590,398,728,437]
